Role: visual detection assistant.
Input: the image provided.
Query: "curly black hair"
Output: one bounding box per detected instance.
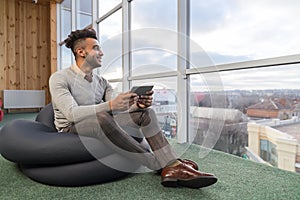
[64,28,98,53]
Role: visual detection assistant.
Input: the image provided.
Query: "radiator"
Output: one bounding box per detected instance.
[3,90,45,109]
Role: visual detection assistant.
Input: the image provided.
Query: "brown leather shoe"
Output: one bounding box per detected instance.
[156,159,198,175]
[161,163,217,188]
[179,159,199,170]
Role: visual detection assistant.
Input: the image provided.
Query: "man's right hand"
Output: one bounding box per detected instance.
[110,92,138,111]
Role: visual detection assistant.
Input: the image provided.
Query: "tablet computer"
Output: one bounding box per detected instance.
[131,85,154,96]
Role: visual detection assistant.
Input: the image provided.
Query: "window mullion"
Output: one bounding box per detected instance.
[122,0,131,92]
[177,0,189,143]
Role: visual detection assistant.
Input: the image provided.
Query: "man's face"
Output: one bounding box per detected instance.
[83,38,104,69]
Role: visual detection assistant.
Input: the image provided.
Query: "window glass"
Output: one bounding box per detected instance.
[77,0,92,29]
[132,50,177,76]
[132,0,177,30]
[190,64,300,161]
[131,0,177,76]
[105,82,123,99]
[61,9,71,39]
[131,29,178,76]
[99,10,122,80]
[132,77,178,139]
[77,14,92,29]
[78,0,92,13]
[131,0,178,75]
[190,0,300,65]
[260,140,278,166]
[61,45,72,69]
[99,0,121,17]
[61,0,71,9]
[220,64,300,91]
[60,8,72,69]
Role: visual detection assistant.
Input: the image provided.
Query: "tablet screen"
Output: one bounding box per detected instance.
[131,86,154,96]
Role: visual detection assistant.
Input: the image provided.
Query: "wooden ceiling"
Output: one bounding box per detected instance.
[21,0,64,5]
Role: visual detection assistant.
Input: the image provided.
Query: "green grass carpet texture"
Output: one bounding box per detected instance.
[0,113,300,199]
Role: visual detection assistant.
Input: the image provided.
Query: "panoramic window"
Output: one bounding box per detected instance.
[190,64,300,159]
[131,0,178,75]
[190,0,300,65]
[188,1,300,173]
[133,77,178,138]
[77,0,92,29]
[98,9,122,80]
[99,0,121,17]
[60,0,72,69]
[57,0,300,174]
[58,0,98,69]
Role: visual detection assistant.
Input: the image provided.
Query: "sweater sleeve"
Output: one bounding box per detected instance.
[102,77,113,102]
[49,72,111,123]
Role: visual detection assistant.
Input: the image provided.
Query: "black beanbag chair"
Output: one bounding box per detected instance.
[0,104,146,186]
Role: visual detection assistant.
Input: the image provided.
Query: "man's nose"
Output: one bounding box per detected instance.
[99,49,104,56]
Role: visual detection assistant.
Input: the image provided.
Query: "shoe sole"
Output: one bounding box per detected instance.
[161,176,218,189]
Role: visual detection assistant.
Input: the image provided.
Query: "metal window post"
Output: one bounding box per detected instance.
[92,0,98,29]
[122,0,132,92]
[177,0,190,143]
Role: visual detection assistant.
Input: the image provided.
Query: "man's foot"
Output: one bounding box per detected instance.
[178,159,199,170]
[156,159,198,174]
[161,162,217,189]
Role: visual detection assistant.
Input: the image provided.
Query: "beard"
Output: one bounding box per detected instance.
[84,52,102,69]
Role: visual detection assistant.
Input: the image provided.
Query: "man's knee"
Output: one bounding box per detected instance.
[140,108,157,127]
[96,111,113,125]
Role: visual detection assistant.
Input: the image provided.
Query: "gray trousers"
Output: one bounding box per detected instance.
[67,108,178,170]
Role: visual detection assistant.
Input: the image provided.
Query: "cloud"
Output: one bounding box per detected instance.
[190,0,237,33]
[98,0,300,91]
[219,64,300,90]
[131,0,177,30]
[191,0,300,62]
[99,9,122,42]
[99,0,122,17]
[190,64,300,91]
[131,50,177,76]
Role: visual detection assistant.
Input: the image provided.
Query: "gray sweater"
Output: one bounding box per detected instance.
[49,64,113,131]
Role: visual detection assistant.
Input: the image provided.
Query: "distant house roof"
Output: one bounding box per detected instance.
[248,99,292,110]
[274,122,300,143]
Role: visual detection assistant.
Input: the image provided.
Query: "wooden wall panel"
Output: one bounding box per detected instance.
[50,1,57,74]
[7,1,17,89]
[0,0,7,94]
[0,0,52,104]
[39,4,51,102]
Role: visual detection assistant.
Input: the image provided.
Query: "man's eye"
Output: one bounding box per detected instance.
[94,46,100,51]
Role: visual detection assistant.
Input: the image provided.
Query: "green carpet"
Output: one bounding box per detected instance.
[0,113,300,199]
[0,145,300,200]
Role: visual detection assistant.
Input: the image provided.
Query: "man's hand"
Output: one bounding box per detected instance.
[110,92,138,111]
[137,90,154,109]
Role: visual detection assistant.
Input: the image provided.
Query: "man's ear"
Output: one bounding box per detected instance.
[76,48,86,58]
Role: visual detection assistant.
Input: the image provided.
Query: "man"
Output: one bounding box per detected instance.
[49,28,217,189]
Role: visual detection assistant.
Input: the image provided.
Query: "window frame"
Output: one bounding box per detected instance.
[57,0,300,143]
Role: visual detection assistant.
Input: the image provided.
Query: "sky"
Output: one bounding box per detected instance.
[98,0,300,91]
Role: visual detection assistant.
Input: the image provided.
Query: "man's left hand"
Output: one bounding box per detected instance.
[137,90,154,108]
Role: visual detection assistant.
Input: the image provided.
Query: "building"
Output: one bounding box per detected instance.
[248,119,300,173]
[191,106,249,156]
[246,98,293,120]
